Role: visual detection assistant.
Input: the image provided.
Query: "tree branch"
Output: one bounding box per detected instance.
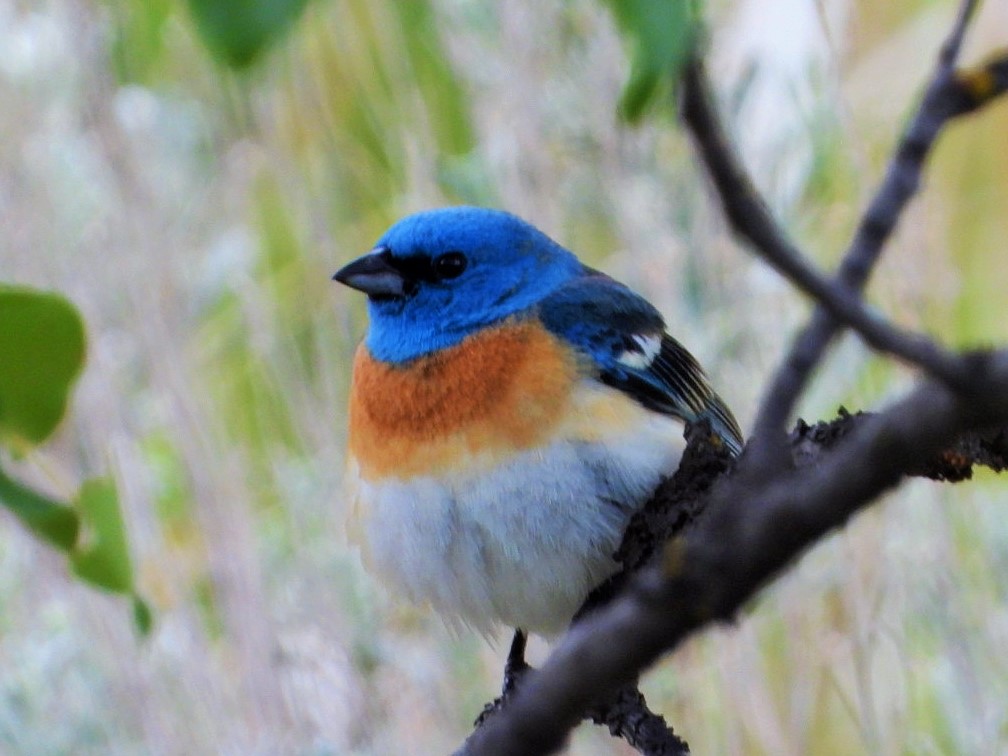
[680,59,971,393]
[457,3,1008,754]
[458,353,1008,756]
[752,0,984,435]
[584,682,689,756]
[680,1,1007,441]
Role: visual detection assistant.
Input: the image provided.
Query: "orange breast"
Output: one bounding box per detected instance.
[348,319,581,478]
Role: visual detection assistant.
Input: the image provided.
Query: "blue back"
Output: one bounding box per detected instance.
[538,275,744,453]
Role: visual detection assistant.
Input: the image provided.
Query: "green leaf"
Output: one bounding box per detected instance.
[0,466,79,550]
[107,0,174,83]
[70,478,134,594]
[186,0,311,68]
[0,286,86,446]
[602,0,703,122]
[132,594,154,636]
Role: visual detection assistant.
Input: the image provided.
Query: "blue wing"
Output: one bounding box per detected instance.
[537,271,744,455]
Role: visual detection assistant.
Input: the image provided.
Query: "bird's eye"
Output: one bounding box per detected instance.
[433,251,467,281]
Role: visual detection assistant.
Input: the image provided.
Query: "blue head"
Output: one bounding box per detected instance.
[333,207,583,363]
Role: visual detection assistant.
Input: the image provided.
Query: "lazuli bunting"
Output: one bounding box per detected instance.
[334,207,742,636]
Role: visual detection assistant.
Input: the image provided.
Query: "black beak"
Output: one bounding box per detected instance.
[332,247,407,298]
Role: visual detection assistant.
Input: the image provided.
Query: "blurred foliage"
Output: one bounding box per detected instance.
[186,0,312,68]
[0,465,79,551]
[0,287,85,447]
[392,2,478,157]
[0,287,149,633]
[2,0,1008,753]
[603,0,702,121]
[71,478,135,594]
[107,0,173,82]
[943,103,1008,346]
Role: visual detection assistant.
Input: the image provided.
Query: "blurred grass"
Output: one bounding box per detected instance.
[1,0,1007,753]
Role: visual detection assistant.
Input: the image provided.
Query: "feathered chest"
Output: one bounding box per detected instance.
[344,319,689,632]
[348,320,583,479]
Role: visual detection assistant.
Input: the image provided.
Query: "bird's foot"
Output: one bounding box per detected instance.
[502,628,529,695]
[474,629,531,727]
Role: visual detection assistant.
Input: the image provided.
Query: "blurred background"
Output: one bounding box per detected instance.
[2,0,1007,753]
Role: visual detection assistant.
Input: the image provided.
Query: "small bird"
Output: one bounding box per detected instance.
[334,207,742,639]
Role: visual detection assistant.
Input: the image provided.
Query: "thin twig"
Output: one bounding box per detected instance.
[680,60,971,392]
[753,0,981,435]
[585,682,689,756]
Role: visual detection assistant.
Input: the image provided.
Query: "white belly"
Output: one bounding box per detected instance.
[347,409,685,635]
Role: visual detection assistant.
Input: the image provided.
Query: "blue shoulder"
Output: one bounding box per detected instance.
[536,270,664,361]
[537,272,744,455]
